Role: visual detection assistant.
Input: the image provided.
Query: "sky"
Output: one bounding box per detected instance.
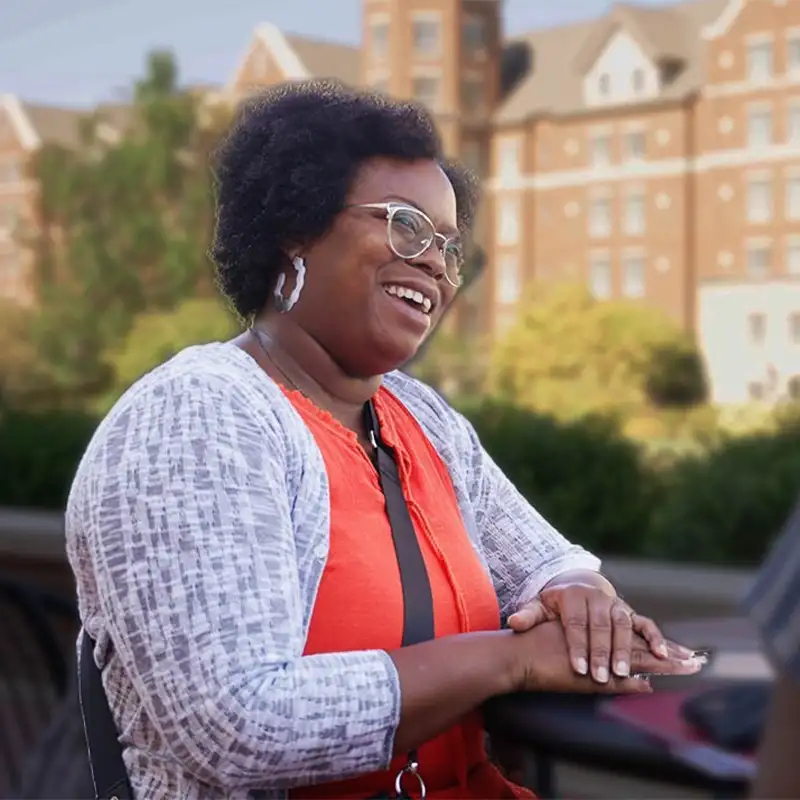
[0,0,672,108]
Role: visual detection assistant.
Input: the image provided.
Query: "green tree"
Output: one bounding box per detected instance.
[98,297,239,410]
[488,283,707,420]
[26,50,228,406]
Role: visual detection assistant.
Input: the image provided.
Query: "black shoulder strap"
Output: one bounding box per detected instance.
[79,630,133,799]
[78,400,433,800]
[364,400,435,647]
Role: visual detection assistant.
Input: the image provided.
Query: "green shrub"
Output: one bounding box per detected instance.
[461,400,653,557]
[0,407,98,509]
[644,424,800,565]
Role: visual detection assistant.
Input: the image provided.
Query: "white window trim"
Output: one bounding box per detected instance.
[496,135,522,179]
[623,190,646,235]
[589,249,612,299]
[621,250,646,298]
[496,194,521,246]
[746,171,773,223]
[589,195,612,238]
[411,10,443,56]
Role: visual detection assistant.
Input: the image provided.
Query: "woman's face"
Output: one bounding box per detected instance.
[290,157,462,378]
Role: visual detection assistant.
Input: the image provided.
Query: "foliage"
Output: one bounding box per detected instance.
[3,394,798,567]
[98,297,240,409]
[0,406,98,510]
[459,399,652,557]
[644,419,800,565]
[488,283,707,420]
[24,50,228,406]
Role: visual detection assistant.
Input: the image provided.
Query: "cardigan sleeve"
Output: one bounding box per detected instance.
[67,369,400,791]
[447,404,602,618]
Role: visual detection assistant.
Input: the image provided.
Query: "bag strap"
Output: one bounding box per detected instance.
[77,399,433,800]
[364,400,436,798]
[364,400,435,648]
[79,629,133,799]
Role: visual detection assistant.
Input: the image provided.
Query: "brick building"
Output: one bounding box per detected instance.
[2,0,800,402]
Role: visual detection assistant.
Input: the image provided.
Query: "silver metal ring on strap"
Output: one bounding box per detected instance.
[394,759,426,798]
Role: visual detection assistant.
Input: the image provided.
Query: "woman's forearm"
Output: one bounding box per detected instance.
[390,629,518,754]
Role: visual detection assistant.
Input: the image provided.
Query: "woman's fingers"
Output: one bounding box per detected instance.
[632,613,669,658]
[610,601,634,678]
[631,646,707,676]
[587,593,615,683]
[507,599,550,632]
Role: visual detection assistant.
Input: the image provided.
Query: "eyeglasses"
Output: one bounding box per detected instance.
[349,202,464,287]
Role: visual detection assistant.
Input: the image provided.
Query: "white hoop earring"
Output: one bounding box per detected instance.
[273,256,306,313]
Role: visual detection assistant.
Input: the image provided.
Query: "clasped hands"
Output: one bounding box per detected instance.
[505,571,706,693]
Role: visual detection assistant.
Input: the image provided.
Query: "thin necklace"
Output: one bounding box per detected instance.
[249,326,378,453]
[249,326,304,394]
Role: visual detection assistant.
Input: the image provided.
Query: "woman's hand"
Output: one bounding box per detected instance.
[507,575,694,684]
[507,620,704,694]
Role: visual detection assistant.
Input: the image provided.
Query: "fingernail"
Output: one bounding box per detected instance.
[575,657,588,675]
[683,656,705,672]
[615,660,629,677]
[658,643,669,657]
[596,666,609,683]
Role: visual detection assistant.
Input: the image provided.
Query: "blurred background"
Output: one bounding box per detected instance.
[0,0,798,797]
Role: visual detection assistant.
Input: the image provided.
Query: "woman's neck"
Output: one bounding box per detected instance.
[251,316,382,426]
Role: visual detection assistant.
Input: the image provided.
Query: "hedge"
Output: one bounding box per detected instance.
[1,400,798,566]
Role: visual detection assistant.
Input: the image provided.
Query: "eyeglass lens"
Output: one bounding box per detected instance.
[388,207,462,283]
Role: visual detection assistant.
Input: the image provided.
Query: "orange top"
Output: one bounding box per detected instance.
[283,386,534,799]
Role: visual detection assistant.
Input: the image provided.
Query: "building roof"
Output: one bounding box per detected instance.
[286,34,360,85]
[10,0,732,146]
[494,0,728,124]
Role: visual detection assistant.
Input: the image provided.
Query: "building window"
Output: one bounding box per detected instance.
[787,239,800,275]
[747,175,772,222]
[598,73,610,95]
[748,312,767,344]
[413,18,440,56]
[631,69,645,94]
[496,254,520,304]
[589,196,612,237]
[463,16,486,54]
[789,103,800,142]
[412,76,440,108]
[370,20,389,59]
[789,312,800,345]
[589,252,611,299]
[497,195,520,245]
[788,35,800,73]
[0,204,18,238]
[623,130,646,161]
[787,176,800,219]
[498,137,521,179]
[747,40,773,81]
[461,76,485,114]
[461,140,483,176]
[624,192,645,235]
[747,106,773,147]
[0,159,21,184]
[746,240,771,277]
[590,133,611,166]
[622,253,645,297]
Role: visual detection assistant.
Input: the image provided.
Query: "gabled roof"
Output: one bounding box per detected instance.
[494,0,728,124]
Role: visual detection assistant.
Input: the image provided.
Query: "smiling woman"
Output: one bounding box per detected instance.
[65,79,701,800]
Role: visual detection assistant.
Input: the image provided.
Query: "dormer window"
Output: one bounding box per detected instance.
[747,39,773,82]
[598,73,610,95]
[632,68,645,95]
